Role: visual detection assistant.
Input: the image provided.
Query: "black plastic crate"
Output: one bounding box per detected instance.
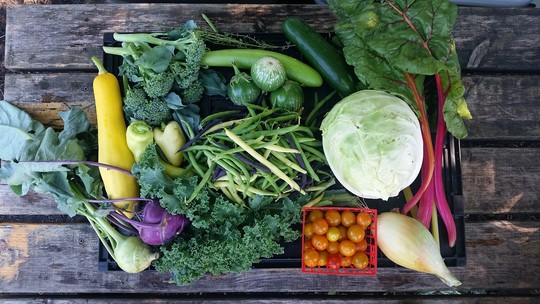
[98,31,466,271]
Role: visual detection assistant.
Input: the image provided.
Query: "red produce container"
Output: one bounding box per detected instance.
[301,206,377,275]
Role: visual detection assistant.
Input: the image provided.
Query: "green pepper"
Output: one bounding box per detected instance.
[126,120,154,162]
[269,80,304,112]
[227,62,261,106]
[153,121,186,166]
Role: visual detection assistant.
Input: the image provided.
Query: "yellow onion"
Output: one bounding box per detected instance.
[377,212,462,287]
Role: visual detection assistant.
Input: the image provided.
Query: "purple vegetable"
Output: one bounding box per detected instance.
[111,201,189,246]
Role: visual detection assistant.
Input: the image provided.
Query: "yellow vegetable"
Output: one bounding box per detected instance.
[377,212,461,287]
[91,56,139,218]
[153,121,186,166]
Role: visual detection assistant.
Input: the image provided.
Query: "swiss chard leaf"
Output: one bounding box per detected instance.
[328,0,470,138]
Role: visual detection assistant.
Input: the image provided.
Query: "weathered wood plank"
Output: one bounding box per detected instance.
[0,297,538,304]
[463,75,540,141]
[5,73,540,140]
[5,5,540,72]
[0,221,538,294]
[2,147,539,216]
[461,147,540,214]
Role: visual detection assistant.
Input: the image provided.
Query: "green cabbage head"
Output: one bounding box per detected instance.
[320,90,423,200]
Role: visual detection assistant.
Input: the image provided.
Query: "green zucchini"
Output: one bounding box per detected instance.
[282,16,359,97]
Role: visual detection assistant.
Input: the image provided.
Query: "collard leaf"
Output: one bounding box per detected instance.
[76,164,103,199]
[19,128,85,162]
[58,108,91,140]
[0,101,45,160]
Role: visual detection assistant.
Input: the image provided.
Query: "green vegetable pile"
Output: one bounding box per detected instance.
[327,0,472,246]
[0,1,471,286]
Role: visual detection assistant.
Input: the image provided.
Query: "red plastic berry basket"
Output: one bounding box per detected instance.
[301,206,377,276]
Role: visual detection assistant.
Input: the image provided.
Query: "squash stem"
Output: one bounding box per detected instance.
[91,56,108,75]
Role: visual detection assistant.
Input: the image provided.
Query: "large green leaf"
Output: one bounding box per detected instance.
[0,101,45,160]
[328,0,470,138]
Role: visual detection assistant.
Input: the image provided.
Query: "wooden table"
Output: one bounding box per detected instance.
[1,3,539,303]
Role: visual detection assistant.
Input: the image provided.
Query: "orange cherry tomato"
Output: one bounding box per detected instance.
[318,250,328,267]
[351,252,369,270]
[312,218,329,235]
[311,234,329,251]
[327,241,340,254]
[304,240,315,251]
[347,224,366,243]
[324,209,341,227]
[341,255,352,267]
[304,248,320,268]
[337,225,348,242]
[308,210,324,222]
[356,212,372,228]
[304,222,314,240]
[326,226,341,242]
[355,239,368,252]
[326,253,342,270]
[341,210,356,227]
[339,240,357,257]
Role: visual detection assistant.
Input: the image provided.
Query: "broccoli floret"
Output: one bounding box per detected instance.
[123,85,173,126]
[180,79,204,105]
[169,61,200,89]
[142,70,175,98]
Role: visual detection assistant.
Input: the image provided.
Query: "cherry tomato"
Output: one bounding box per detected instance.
[351,252,369,270]
[327,241,340,254]
[308,210,324,222]
[339,240,357,257]
[311,234,329,251]
[355,239,368,252]
[324,209,341,227]
[304,240,314,251]
[303,248,320,268]
[341,210,356,227]
[326,253,342,270]
[341,255,352,267]
[318,250,328,267]
[337,225,348,242]
[312,218,329,235]
[357,212,372,227]
[304,222,314,240]
[326,226,341,242]
[347,224,366,243]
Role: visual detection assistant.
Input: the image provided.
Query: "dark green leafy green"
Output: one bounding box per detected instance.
[328,0,471,138]
[133,142,305,286]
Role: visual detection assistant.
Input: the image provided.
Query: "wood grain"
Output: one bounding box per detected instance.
[0,221,537,293]
[461,148,540,214]
[0,297,538,304]
[4,5,540,72]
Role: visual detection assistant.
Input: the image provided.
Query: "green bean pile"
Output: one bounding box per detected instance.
[181,104,335,205]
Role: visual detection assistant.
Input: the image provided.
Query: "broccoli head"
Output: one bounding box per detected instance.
[142,71,175,98]
[123,85,173,126]
[170,61,200,89]
[180,79,204,105]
